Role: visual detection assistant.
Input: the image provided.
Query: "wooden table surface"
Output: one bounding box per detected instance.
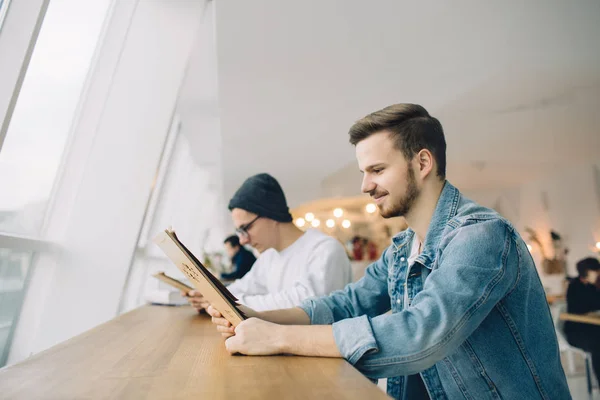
[0,305,390,399]
[559,312,600,326]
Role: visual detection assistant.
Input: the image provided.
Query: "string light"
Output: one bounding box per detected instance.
[342,219,351,229]
[333,208,343,218]
[305,212,314,222]
[366,203,376,213]
[326,219,335,228]
[311,219,320,227]
[295,218,305,227]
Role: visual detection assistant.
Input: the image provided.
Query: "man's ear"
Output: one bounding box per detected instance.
[417,149,434,179]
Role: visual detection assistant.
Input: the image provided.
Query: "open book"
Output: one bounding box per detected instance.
[153,229,246,327]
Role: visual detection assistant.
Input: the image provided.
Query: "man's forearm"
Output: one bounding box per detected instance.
[278,324,342,357]
[258,307,311,325]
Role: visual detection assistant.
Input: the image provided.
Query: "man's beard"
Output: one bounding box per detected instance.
[378,165,419,218]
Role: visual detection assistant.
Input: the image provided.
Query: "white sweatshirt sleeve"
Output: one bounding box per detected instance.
[235,239,352,311]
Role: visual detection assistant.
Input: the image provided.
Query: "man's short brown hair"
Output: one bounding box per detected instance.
[348,103,446,179]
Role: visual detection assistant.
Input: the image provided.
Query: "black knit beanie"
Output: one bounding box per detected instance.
[228,173,293,223]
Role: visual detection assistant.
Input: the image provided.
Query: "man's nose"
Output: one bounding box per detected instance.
[239,235,250,245]
[361,174,376,194]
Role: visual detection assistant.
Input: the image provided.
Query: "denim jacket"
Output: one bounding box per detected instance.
[300,182,570,399]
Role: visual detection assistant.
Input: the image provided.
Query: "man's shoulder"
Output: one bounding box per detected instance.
[449,194,514,233]
[302,229,347,254]
[438,194,520,253]
[567,278,584,293]
[301,228,334,243]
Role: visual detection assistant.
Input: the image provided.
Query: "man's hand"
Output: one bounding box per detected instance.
[206,304,259,338]
[225,318,285,355]
[206,305,340,358]
[207,305,284,355]
[182,290,210,312]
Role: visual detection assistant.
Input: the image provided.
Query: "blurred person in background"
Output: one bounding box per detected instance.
[351,236,364,260]
[565,257,600,384]
[220,235,256,281]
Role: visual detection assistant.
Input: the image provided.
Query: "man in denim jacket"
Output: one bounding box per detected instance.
[208,104,571,399]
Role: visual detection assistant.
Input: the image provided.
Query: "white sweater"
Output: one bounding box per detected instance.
[227,229,352,311]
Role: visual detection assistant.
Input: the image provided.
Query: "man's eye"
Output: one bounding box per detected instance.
[373,169,383,174]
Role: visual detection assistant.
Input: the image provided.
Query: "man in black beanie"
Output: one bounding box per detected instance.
[228,173,294,231]
[186,173,352,312]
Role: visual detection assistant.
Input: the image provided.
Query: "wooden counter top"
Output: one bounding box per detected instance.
[0,305,389,399]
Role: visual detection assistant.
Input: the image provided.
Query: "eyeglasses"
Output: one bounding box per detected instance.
[235,215,261,239]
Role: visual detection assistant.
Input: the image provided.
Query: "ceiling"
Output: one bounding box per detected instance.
[206,0,600,207]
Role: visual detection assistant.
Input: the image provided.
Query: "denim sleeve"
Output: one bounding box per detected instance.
[333,219,519,379]
[299,246,392,325]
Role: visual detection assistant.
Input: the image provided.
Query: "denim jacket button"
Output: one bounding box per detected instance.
[396,299,401,304]
[400,257,406,262]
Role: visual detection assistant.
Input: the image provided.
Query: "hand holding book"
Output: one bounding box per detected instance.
[185,290,211,312]
[153,228,247,327]
[207,304,259,338]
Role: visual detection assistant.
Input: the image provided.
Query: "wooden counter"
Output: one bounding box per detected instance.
[0,305,390,399]
[559,312,600,326]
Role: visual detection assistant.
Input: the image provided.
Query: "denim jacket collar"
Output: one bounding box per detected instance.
[391,181,460,269]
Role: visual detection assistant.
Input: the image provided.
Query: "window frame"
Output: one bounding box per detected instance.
[0,0,50,153]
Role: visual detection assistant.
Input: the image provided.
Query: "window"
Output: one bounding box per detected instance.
[0,0,112,235]
[0,248,32,366]
[0,0,10,31]
[0,0,112,367]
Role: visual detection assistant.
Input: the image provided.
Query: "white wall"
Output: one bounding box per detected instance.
[215,0,600,210]
[8,0,205,364]
[464,161,600,294]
